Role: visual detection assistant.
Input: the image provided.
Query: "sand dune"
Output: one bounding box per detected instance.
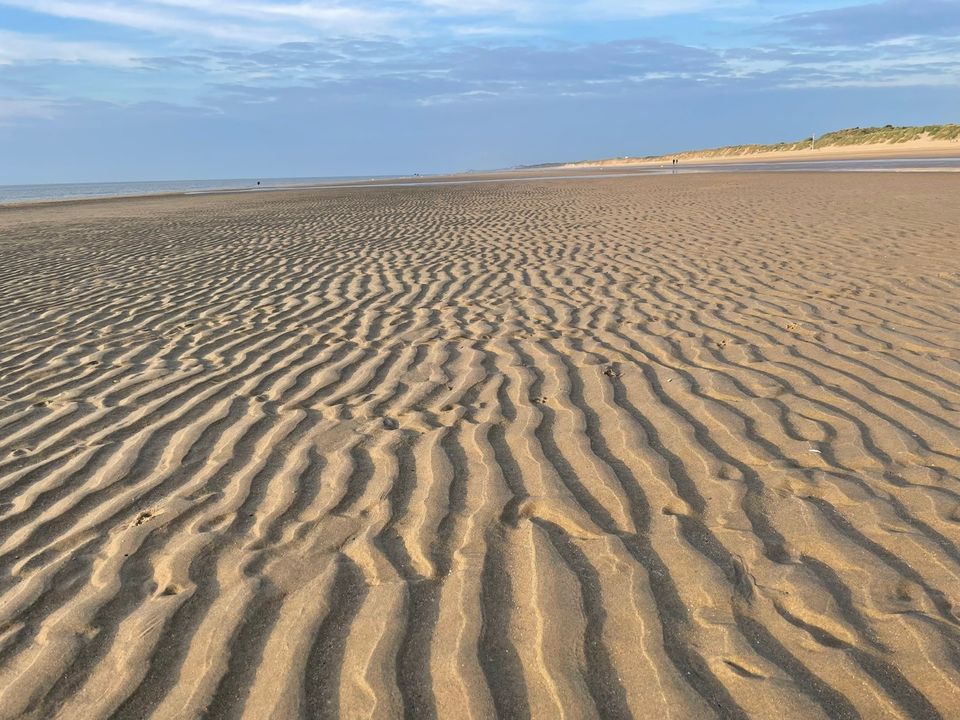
[562,136,960,168]
[1,173,959,719]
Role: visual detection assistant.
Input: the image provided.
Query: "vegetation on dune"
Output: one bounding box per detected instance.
[667,124,960,160]
[561,124,960,166]
[810,124,960,145]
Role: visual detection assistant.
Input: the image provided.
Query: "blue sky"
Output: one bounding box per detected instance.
[1,0,958,183]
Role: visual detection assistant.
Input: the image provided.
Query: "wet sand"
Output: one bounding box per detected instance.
[1,173,959,718]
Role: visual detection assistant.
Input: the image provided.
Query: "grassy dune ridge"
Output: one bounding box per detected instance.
[681,124,960,157]
[550,124,960,167]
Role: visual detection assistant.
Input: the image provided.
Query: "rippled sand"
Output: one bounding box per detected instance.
[1,173,959,719]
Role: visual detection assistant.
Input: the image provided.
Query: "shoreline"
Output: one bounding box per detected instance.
[5,152,960,209]
[0,175,408,210]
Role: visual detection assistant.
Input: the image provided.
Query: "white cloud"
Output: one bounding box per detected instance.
[0,0,750,44]
[2,0,957,114]
[146,0,400,32]
[416,88,501,106]
[0,0,390,44]
[410,0,753,19]
[414,0,749,20]
[0,97,61,122]
[448,24,541,37]
[0,29,138,66]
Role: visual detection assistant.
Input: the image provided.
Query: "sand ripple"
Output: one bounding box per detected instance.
[1,174,959,718]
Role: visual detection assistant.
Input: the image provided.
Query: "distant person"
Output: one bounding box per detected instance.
[257,181,261,187]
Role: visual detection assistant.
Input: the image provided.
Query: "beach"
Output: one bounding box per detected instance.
[1,172,959,718]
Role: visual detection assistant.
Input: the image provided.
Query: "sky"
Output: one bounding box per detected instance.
[1,0,958,183]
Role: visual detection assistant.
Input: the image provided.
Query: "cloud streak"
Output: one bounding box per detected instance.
[0,0,763,44]
[773,0,960,44]
[0,29,138,65]
[0,0,393,43]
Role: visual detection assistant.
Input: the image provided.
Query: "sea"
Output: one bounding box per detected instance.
[0,176,394,205]
[3,158,959,205]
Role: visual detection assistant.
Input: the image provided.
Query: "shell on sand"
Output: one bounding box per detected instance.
[0,173,959,719]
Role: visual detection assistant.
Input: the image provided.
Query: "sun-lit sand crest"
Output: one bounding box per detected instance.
[0,172,959,718]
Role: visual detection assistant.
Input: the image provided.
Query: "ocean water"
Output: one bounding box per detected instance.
[0,176,391,205]
[3,157,959,205]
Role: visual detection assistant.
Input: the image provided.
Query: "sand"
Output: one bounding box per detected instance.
[1,172,959,719]
[563,137,960,168]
